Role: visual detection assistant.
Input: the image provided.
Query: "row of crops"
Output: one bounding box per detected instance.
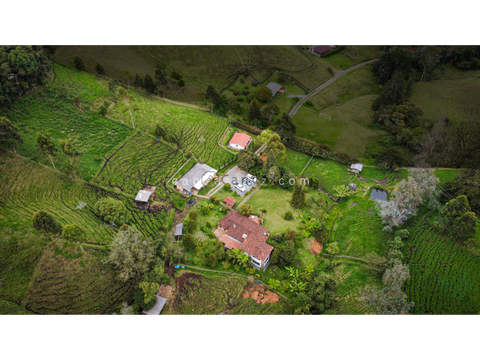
[0,153,172,242]
[23,245,135,314]
[404,223,480,314]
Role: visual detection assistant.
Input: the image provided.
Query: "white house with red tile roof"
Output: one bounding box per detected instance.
[216,210,273,269]
[228,132,251,150]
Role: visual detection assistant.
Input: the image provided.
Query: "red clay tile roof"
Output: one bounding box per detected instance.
[219,234,244,250]
[218,210,272,261]
[224,196,236,207]
[312,45,335,54]
[229,133,251,148]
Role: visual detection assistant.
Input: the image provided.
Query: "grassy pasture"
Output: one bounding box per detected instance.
[51,45,333,103]
[321,46,383,70]
[302,157,354,194]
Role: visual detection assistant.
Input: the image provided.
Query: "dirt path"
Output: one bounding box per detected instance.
[289,59,378,118]
[322,253,368,263]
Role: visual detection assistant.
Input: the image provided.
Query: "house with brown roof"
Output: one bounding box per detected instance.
[309,45,336,56]
[215,210,273,270]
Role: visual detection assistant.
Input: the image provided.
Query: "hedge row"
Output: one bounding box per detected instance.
[283,135,359,164]
[232,120,263,135]
[321,46,346,58]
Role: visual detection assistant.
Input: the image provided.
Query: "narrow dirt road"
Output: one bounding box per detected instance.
[288,59,378,118]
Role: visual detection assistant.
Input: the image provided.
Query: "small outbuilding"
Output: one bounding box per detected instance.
[266,82,283,97]
[135,190,153,202]
[348,183,357,190]
[224,196,236,208]
[174,223,183,237]
[350,163,363,174]
[174,163,217,194]
[143,295,167,315]
[309,45,336,56]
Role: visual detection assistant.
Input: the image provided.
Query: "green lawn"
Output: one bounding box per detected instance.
[303,157,354,194]
[283,148,312,176]
[293,106,346,148]
[245,186,303,235]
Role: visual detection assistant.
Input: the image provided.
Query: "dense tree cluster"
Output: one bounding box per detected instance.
[0,46,53,108]
[436,195,478,242]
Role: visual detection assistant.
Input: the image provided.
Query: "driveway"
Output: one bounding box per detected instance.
[221,165,256,197]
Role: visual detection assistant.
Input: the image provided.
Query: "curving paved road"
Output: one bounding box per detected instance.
[288,59,378,118]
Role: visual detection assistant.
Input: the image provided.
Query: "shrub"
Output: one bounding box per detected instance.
[215,198,221,205]
[209,204,215,210]
[305,100,313,107]
[189,210,198,221]
[206,253,218,267]
[74,56,85,71]
[183,234,196,250]
[62,224,85,242]
[242,89,249,95]
[328,66,335,75]
[134,289,156,312]
[186,220,197,233]
[201,204,209,216]
[32,210,61,234]
[98,105,108,116]
[224,183,231,191]
[210,196,215,203]
[233,89,240,96]
[94,197,129,225]
[95,62,106,75]
[240,78,245,84]
[284,211,294,220]
[233,120,262,135]
[119,224,130,232]
[236,97,244,102]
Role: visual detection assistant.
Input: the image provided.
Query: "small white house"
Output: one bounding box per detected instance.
[228,132,251,150]
[135,190,153,202]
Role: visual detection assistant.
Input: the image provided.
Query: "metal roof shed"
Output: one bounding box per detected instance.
[266,82,282,96]
[174,223,183,236]
[143,295,167,315]
[135,190,153,202]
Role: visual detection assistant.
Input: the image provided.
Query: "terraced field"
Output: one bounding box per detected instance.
[0,152,173,241]
[404,221,480,314]
[23,244,135,314]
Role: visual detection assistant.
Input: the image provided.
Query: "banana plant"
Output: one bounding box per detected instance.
[268,278,281,290]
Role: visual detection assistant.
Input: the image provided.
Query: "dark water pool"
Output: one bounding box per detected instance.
[369,188,387,202]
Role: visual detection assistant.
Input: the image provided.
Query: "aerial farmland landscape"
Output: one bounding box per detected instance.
[2,44,480,317]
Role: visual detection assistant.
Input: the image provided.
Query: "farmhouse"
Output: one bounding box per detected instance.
[308,45,336,56]
[349,163,363,174]
[216,210,273,270]
[228,132,251,150]
[174,163,217,195]
[266,82,283,97]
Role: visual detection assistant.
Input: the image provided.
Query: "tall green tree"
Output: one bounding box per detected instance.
[105,225,156,281]
[213,94,229,116]
[256,85,272,102]
[266,134,287,162]
[262,150,277,176]
[248,99,262,123]
[274,112,296,134]
[291,180,305,209]
[0,116,22,147]
[95,62,106,75]
[143,74,156,93]
[205,85,219,104]
[436,195,478,242]
[74,56,85,71]
[94,197,130,225]
[134,73,143,88]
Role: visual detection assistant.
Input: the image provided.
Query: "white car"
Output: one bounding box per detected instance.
[235,184,246,193]
[246,174,257,183]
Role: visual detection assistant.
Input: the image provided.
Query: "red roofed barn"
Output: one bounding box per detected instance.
[215,210,273,269]
[309,45,336,56]
[228,132,251,150]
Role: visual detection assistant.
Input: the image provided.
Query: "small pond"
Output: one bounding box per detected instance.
[369,188,387,202]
